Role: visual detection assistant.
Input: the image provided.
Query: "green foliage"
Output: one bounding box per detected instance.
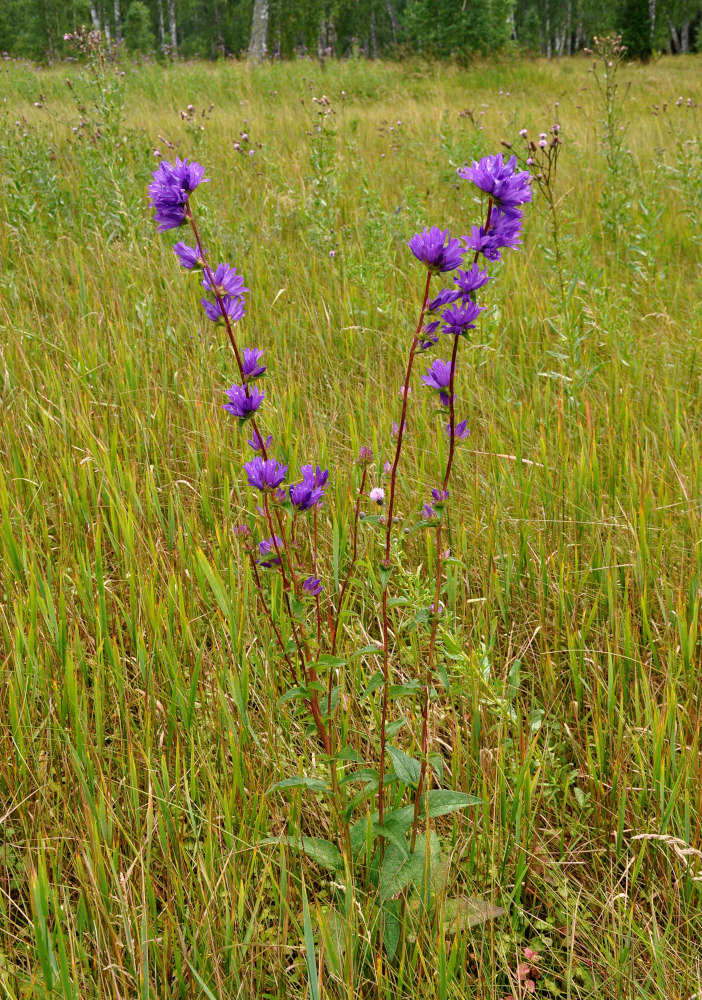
[123,0,156,52]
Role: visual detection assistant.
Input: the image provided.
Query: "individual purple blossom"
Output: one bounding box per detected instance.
[383,461,392,474]
[174,242,207,269]
[258,535,283,568]
[232,524,251,537]
[202,263,249,299]
[357,446,374,465]
[222,384,265,418]
[454,264,492,297]
[441,300,485,337]
[429,602,445,614]
[432,488,449,503]
[303,576,323,596]
[445,420,470,440]
[289,464,329,512]
[242,347,266,380]
[201,295,246,324]
[244,457,288,491]
[458,153,531,212]
[427,287,462,312]
[247,430,273,452]
[421,504,437,519]
[422,358,453,405]
[391,421,406,438]
[369,487,385,504]
[408,227,464,274]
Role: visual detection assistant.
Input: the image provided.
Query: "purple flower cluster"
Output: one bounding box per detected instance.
[289,465,329,513]
[148,158,209,232]
[222,384,265,419]
[458,153,532,214]
[421,358,453,407]
[408,227,464,274]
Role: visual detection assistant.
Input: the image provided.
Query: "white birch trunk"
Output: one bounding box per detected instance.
[168,0,177,50]
[248,0,268,61]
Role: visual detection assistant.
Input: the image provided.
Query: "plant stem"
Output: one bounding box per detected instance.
[377,268,433,825]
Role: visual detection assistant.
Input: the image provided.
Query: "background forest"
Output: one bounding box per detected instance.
[1,0,701,63]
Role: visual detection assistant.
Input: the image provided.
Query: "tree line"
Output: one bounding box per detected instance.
[1,0,699,62]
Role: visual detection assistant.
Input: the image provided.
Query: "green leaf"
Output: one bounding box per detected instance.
[383,901,401,961]
[386,598,409,608]
[350,643,384,658]
[307,654,347,671]
[380,831,440,901]
[425,789,482,816]
[387,745,422,788]
[378,563,393,588]
[389,681,422,698]
[267,776,333,796]
[361,672,385,698]
[276,686,309,708]
[334,746,364,764]
[258,835,344,872]
[386,719,406,739]
[301,878,320,1000]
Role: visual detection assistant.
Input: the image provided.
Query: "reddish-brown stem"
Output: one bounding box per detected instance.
[410,197,494,850]
[378,268,433,825]
[186,205,270,462]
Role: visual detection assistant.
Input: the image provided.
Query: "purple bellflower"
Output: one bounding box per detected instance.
[421,503,437,520]
[148,157,209,231]
[408,227,464,274]
[202,263,249,300]
[464,209,524,262]
[302,576,323,596]
[458,153,532,213]
[427,287,462,312]
[242,348,266,380]
[454,264,493,297]
[432,488,449,503]
[201,295,246,324]
[248,430,273,452]
[174,242,207,269]
[258,536,283,568]
[289,464,329,512]
[421,358,453,406]
[441,300,485,337]
[223,384,264,419]
[244,457,288,492]
[445,420,470,440]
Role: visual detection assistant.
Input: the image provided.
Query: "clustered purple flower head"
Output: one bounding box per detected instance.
[432,488,449,503]
[248,429,273,452]
[242,347,266,380]
[464,208,524,262]
[408,227,464,274]
[458,153,532,214]
[223,384,264,419]
[441,300,485,337]
[245,456,288,492]
[201,294,246,324]
[357,445,374,465]
[148,157,209,232]
[421,358,453,407]
[202,263,249,300]
[289,464,329,512]
[258,536,283,568]
[302,576,323,596]
[421,503,437,520]
[174,241,207,269]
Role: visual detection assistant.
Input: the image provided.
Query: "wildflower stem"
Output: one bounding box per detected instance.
[410,200,493,851]
[186,204,270,461]
[378,268,433,825]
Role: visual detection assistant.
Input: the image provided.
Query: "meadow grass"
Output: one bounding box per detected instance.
[1,53,702,998]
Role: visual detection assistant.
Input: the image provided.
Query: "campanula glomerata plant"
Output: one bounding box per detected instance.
[148,148,531,960]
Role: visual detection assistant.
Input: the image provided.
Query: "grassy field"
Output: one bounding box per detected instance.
[1,51,702,998]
